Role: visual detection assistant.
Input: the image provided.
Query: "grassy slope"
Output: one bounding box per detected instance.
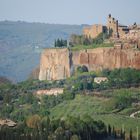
[71,43,114,51]
[50,94,140,136]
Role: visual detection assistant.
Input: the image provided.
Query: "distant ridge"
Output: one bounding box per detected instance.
[0,76,11,85]
[0,21,84,82]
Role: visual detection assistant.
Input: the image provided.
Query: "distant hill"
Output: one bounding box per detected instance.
[0,76,11,85]
[0,21,84,82]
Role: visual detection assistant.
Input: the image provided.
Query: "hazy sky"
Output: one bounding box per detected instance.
[0,0,140,25]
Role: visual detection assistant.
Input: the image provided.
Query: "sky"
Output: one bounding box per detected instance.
[0,0,140,25]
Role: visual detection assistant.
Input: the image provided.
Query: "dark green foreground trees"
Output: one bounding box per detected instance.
[1,68,140,121]
[0,116,107,140]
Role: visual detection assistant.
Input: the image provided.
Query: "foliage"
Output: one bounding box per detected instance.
[26,114,41,129]
[54,38,67,47]
[0,115,108,140]
[1,68,140,121]
[114,90,133,109]
[50,94,140,137]
[76,65,88,74]
[69,32,111,47]
[0,68,140,138]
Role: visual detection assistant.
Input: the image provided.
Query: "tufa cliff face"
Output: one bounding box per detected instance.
[39,47,140,81]
[39,48,72,80]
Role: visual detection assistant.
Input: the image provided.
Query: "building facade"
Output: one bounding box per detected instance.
[83,24,106,39]
[83,14,131,39]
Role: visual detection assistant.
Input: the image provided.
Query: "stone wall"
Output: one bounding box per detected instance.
[39,48,140,81]
[83,24,104,39]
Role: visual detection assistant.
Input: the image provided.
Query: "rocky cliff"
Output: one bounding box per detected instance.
[39,48,72,80]
[39,47,140,81]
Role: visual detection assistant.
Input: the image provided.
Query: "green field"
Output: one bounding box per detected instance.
[50,94,140,136]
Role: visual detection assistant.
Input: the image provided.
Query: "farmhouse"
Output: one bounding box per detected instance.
[35,88,64,96]
[94,77,108,84]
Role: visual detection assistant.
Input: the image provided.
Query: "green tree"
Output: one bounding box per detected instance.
[129,129,133,140]
[26,115,41,129]
[70,135,79,140]
[77,65,88,74]
[3,93,12,104]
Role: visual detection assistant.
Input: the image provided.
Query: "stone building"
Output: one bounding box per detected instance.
[35,88,64,96]
[83,14,130,39]
[107,14,119,38]
[94,77,108,84]
[83,24,106,39]
[123,27,140,40]
[107,14,129,38]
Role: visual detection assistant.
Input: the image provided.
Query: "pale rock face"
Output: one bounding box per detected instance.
[39,48,72,81]
[39,47,140,81]
[103,48,140,69]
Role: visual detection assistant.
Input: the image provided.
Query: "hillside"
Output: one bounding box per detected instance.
[0,21,84,82]
[0,68,140,139]
[50,93,140,135]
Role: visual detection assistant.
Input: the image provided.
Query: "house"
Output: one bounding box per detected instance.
[0,119,16,127]
[35,88,64,96]
[94,77,108,84]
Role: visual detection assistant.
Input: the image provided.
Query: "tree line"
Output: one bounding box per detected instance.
[69,31,112,47]
[0,115,136,140]
[0,115,107,140]
[54,39,67,48]
[53,29,112,48]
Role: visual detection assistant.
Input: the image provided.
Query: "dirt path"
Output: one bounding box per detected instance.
[130,110,140,118]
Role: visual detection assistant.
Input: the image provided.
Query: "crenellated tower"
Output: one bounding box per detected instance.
[107,14,119,38]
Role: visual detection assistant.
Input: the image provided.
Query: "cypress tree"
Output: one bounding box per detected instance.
[129,129,133,140]
[108,124,111,136]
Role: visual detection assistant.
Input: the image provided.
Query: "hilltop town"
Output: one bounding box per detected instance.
[83,14,140,49]
[1,14,140,140]
[38,15,140,81]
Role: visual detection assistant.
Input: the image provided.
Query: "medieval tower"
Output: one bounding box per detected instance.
[107,14,119,38]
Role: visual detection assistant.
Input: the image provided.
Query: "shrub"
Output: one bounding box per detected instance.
[77,65,88,73]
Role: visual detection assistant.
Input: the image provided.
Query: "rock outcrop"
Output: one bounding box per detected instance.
[39,48,72,80]
[39,47,140,81]
[29,67,40,80]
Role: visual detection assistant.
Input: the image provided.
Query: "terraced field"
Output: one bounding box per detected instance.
[50,93,140,136]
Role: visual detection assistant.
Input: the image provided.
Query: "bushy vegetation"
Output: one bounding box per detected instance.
[0,115,108,140]
[64,68,140,93]
[1,68,140,139]
[76,65,88,74]
[1,68,140,121]
[50,93,140,138]
[54,38,67,47]
[69,32,110,47]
